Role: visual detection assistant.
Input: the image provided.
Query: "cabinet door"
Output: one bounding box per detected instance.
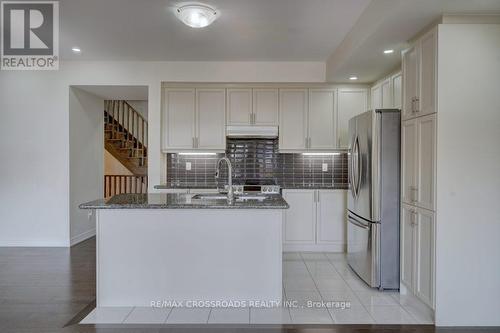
[279,89,308,150]
[401,119,417,205]
[402,46,419,120]
[253,88,278,126]
[308,89,336,149]
[337,88,368,148]
[163,88,195,150]
[415,208,435,308]
[418,29,437,116]
[371,85,381,110]
[282,190,316,244]
[316,190,346,247]
[227,89,252,125]
[392,73,402,109]
[381,79,392,108]
[416,114,436,211]
[196,89,226,150]
[401,204,415,290]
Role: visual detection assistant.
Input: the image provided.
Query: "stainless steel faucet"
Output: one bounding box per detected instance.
[215,157,234,203]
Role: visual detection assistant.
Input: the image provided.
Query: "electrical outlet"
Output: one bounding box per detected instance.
[186,162,191,171]
[322,163,328,172]
[87,211,92,220]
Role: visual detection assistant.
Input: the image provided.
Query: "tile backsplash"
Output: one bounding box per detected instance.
[166,138,348,189]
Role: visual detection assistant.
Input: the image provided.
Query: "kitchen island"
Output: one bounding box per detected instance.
[80,193,288,307]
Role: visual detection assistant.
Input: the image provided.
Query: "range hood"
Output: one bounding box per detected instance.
[226,126,278,138]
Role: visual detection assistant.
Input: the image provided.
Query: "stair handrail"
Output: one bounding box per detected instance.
[104,100,148,148]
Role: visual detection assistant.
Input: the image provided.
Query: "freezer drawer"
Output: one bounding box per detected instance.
[347,212,379,288]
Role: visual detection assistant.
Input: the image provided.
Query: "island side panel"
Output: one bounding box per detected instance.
[96,209,283,307]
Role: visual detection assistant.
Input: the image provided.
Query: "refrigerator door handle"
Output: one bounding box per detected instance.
[348,213,370,230]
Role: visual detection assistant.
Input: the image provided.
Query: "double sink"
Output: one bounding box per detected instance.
[191,193,269,202]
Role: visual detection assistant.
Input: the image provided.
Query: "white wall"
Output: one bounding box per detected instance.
[435,24,500,326]
[126,100,148,120]
[69,88,104,245]
[0,61,324,246]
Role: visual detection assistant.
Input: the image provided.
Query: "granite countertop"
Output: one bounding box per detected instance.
[154,184,348,190]
[154,184,217,190]
[79,193,289,210]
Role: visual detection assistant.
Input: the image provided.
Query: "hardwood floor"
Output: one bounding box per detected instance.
[0,238,497,332]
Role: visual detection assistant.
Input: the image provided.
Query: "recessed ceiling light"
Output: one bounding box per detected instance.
[176,4,218,28]
[384,49,394,54]
[71,47,81,53]
[349,76,358,81]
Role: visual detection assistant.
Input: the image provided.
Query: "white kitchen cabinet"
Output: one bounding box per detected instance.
[381,79,392,108]
[401,118,417,205]
[282,190,316,244]
[401,204,415,289]
[337,88,368,148]
[308,89,336,149]
[253,88,279,125]
[416,114,436,211]
[283,189,347,251]
[196,89,226,150]
[371,85,382,110]
[401,203,435,309]
[402,45,419,120]
[401,114,436,211]
[227,88,252,125]
[163,88,226,152]
[316,190,346,247]
[163,88,196,150]
[279,89,308,151]
[392,72,402,109]
[414,207,435,308]
[402,28,437,120]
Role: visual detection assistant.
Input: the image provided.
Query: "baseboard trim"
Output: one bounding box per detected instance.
[70,229,96,246]
[284,243,346,252]
[0,239,69,247]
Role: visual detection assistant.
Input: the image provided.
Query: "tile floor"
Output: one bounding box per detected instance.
[80,252,434,325]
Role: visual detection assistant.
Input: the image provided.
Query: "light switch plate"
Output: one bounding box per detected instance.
[322,163,328,172]
[186,162,191,171]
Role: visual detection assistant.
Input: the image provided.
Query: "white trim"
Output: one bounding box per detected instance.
[0,239,69,247]
[284,244,346,252]
[70,228,96,246]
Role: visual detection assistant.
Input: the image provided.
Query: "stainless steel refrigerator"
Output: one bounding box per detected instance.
[347,109,400,290]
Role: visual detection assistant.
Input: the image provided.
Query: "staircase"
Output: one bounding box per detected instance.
[104,100,148,197]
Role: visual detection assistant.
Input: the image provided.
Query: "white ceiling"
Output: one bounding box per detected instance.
[60,0,370,61]
[60,0,500,82]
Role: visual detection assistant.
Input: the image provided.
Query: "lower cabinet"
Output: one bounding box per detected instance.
[282,189,346,252]
[401,203,435,309]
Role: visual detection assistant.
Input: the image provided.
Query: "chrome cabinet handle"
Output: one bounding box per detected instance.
[411,97,415,113]
[192,137,195,148]
[414,97,419,113]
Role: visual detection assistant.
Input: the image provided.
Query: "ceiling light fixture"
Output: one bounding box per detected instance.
[71,47,81,53]
[349,76,358,81]
[176,4,218,28]
[384,49,394,54]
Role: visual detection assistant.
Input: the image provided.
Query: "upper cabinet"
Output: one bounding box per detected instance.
[253,89,279,126]
[279,88,337,151]
[279,89,308,150]
[227,88,278,126]
[163,88,196,150]
[371,85,382,110]
[227,89,252,125]
[337,88,368,148]
[381,79,392,108]
[392,72,402,109]
[196,89,226,150]
[403,28,437,120]
[308,88,336,149]
[163,84,369,153]
[162,87,225,152]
